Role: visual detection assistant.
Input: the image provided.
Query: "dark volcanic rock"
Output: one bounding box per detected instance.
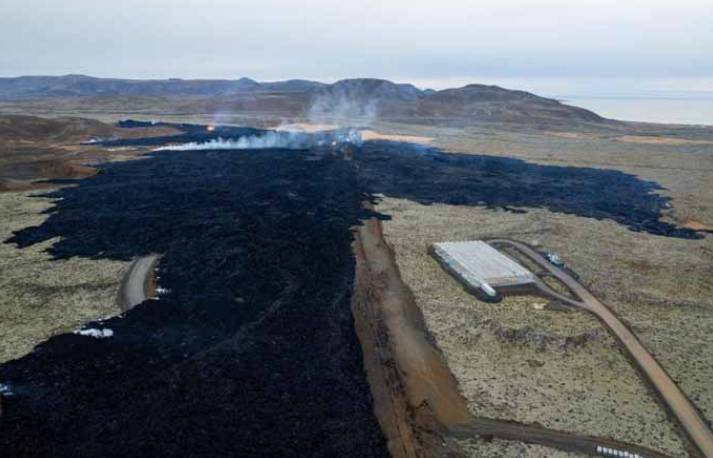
[101,121,266,147]
[0,147,388,458]
[354,141,699,239]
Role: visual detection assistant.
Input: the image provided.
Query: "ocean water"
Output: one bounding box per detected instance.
[414,77,713,126]
[560,96,713,126]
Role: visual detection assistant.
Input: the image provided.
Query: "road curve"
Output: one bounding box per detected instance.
[117,254,159,311]
[454,418,669,458]
[489,239,713,458]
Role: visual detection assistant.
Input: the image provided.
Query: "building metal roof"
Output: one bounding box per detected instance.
[431,241,536,297]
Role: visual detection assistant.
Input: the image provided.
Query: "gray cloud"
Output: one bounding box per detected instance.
[1,0,712,80]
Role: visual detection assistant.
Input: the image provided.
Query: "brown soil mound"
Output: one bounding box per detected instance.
[679,218,713,233]
[0,115,180,146]
[0,115,114,144]
[352,206,473,458]
[616,135,713,145]
[37,159,97,179]
[0,159,98,192]
[0,115,182,192]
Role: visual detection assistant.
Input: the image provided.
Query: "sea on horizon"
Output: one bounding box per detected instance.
[410,76,713,126]
[559,96,713,126]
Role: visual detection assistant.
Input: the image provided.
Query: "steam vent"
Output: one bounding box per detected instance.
[431,241,536,302]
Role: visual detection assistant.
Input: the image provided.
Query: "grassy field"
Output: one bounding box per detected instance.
[0,190,129,363]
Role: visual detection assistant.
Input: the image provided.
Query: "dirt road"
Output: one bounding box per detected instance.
[117,254,158,311]
[454,419,669,458]
[489,239,713,458]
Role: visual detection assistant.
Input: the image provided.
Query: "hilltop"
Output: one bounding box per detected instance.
[0,75,326,99]
[0,75,607,127]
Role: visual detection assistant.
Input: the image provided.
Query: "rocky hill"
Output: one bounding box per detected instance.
[417,84,605,125]
[0,115,114,143]
[308,78,423,120]
[0,75,608,126]
[0,75,325,99]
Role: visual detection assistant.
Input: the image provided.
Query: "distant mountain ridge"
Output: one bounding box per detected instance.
[0,74,607,126]
[0,74,327,99]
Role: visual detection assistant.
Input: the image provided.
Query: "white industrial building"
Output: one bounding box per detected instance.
[431,240,536,301]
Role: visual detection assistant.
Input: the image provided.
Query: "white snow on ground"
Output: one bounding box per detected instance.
[73,328,114,339]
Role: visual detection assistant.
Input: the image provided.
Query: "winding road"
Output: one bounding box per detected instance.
[117,254,159,311]
[488,239,713,458]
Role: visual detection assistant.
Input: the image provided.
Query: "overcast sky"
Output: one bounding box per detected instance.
[1,0,712,92]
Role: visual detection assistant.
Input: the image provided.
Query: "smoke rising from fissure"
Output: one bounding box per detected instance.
[157,128,363,151]
[307,93,379,126]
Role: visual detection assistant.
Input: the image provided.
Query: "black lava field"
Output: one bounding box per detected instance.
[356,142,698,239]
[0,124,700,457]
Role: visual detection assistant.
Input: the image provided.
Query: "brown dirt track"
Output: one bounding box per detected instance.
[352,205,472,458]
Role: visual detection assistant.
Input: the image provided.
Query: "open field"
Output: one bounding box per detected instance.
[0,191,129,363]
[457,437,582,457]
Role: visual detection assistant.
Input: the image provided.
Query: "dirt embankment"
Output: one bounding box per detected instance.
[351,204,474,458]
[678,218,713,233]
[0,160,98,192]
[0,115,179,145]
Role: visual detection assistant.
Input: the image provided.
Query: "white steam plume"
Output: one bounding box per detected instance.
[157,129,362,151]
[308,93,378,127]
[307,81,388,127]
